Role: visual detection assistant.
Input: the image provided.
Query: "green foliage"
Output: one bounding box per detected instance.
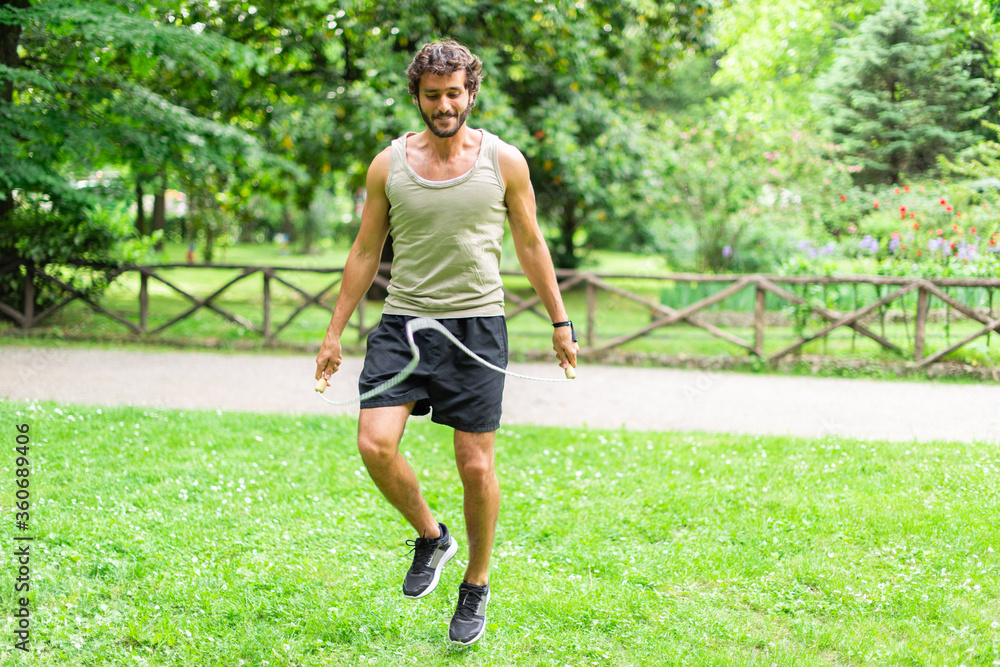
[787,180,1000,277]
[5,0,999,273]
[656,115,760,272]
[940,119,1000,185]
[0,202,153,266]
[1,0,263,192]
[713,0,867,95]
[813,0,993,184]
[655,99,852,273]
[172,0,719,266]
[0,201,157,320]
[0,0,277,268]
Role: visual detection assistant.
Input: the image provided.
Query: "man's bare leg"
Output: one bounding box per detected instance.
[357,403,439,539]
[453,429,499,586]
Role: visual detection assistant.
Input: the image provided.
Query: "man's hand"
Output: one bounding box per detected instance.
[553,326,578,371]
[315,335,343,381]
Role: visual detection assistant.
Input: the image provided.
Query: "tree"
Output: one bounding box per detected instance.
[4,0,722,271]
[0,0,271,223]
[813,0,993,184]
[0,0,270,317]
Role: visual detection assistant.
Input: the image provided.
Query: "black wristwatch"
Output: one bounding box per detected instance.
[552,320,576,343]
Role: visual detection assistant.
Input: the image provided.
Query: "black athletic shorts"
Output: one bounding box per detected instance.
[358,315,508,433]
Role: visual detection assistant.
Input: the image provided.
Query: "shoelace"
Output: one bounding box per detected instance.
[456,586,486,618]
[405,537,437,570]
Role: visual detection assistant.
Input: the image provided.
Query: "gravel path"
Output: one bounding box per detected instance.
[2,345,998,443]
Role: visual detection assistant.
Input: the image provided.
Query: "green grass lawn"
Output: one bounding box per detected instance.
[1,399,997,665]
[152,241,353,269]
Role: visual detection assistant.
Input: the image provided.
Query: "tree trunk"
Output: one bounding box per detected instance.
[558,199,579,269]
[152,175,166,251]
[135,180,147,236]
[297,184,315,254]
[202,211,216,263]
[282,205,296,244]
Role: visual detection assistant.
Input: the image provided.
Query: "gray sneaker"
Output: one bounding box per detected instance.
[402,522,457,599]
[448,582,491,646]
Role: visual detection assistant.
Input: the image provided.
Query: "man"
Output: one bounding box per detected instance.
[314,39,578,646]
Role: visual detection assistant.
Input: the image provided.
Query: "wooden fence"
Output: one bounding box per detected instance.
[2,259,1000,368]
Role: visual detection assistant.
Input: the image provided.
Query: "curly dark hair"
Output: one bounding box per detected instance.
[405,39,483,102]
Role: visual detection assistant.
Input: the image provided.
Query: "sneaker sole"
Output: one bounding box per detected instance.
[448,589,491,646]
[403,537,458,599]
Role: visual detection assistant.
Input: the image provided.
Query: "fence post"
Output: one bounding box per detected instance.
[754,282,766,355]
[139,270,149,333]
[586,277,596,348]
[22,261,34,329]
[262,270,272,339]
[914,285,929,361]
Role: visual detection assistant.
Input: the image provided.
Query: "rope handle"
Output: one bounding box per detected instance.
[315,317,575,406]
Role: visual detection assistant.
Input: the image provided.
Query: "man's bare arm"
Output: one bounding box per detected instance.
[315,148,392,380]
[500,142,578,369]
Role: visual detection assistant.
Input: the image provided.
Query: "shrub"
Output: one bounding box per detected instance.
[0,202,156,322]
[789,181,1000,278]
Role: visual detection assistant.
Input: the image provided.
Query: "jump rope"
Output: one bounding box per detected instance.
[314,316,575,406]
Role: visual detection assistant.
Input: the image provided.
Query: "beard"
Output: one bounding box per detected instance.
[419,104,472,138]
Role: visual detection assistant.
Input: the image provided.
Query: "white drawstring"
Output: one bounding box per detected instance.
[317,317,574,406]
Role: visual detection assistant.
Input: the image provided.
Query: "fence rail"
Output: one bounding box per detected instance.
[2,259,1000,368]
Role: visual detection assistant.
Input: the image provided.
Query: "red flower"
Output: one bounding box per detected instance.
[937,228,944,236]
[952,223,960,232]
[913,222,920,230]
[971,226,977,234]
[840,194,847,202]
[534,130,546,139]
[873,200,880,209]
[940,198,947,205]
[900,206,907,219]
[894,187,901,195]
[904,186,911,193]
[946,205,954,213]
[917,250,923,256]
[991,238,997,246]
[910,212,916,218]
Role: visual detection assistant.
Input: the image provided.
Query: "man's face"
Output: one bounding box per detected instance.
[416,71,474,138]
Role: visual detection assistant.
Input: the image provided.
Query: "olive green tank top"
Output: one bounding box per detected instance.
[382,129,508,318]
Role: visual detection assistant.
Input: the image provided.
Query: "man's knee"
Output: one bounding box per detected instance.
[357,431,397,468]
[356,404,411,468]
[456,454,495,486]
[455,431,496,485]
